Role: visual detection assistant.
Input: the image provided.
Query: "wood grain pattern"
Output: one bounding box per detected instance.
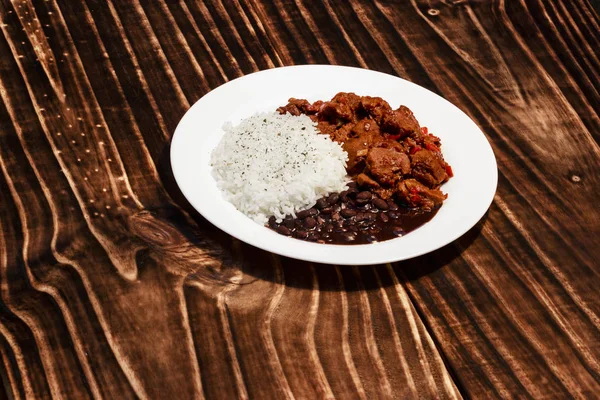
[0,0,598,398]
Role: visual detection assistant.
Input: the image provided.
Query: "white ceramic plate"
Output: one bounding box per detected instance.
[171,65,497,265]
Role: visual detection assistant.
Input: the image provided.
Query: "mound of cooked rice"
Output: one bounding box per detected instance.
[211,112,348,224]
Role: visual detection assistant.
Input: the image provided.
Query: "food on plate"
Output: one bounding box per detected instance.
[273,92,453,244]
[210,92,453,245]
[266,181,440,244]
[210,112,348,224]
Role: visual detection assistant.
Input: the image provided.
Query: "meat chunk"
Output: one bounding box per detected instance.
[422,132,442,147]
[277,103,301,116]
[351,118,380,143]
[381,105,421,137]
[343,138,369,173]
[356,173,380,188]
[319,99,353,121]
[410,149,449,187]
[373,187,395,200]
[331,122,355,142]
[331,92,362,113]
[360,96,391,124]
[316,121,337,138]
[366,147,411,186]
[372,138,407,154]
[397,179,447,211]
[277,98,321,116]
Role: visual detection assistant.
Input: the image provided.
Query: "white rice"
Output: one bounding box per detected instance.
[211,112,349,224]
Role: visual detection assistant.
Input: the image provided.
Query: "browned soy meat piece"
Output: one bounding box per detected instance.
[397,179,447,211]
[381,105,421,138]
[343,138,369,174]
[351,118,380,143]
[319,99,354,121]
[331,92,362,115]
[366,147,411,186]
[360,96,392,124]
[356,172,380,188]
[343,118,381,173]
[277,98,322,116]
[410,149,449,187]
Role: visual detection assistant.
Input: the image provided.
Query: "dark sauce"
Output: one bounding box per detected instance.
[267,186,439,245]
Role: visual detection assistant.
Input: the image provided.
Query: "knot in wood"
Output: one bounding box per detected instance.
[129,211,183,247]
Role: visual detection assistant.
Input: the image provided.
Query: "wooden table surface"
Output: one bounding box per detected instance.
[1,0,599,398]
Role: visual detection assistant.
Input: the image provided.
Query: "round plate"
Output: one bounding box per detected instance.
[171,65,497,265]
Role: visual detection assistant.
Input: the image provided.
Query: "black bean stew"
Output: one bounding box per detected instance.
[267,182,439,245]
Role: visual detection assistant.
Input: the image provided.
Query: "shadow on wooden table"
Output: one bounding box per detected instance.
[397,214,487,283]
[274,215,487,292]
[230,208,487,292]
[160,140,487,292]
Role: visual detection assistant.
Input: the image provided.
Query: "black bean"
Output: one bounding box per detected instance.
[357,191,372,201]
[297,208,317,219]
[356,192,372,205]
[268,216,277,227]
[361,219,375,228]
[342,232,356,242]
[316,198,328,209]
[317,216,326,225]
[387,200,399,210]
[324,224,334,233]
[380,213,390,223]
[366,235,378,243]
[356,212,369,222]
[295,230,308,239]
[373,198,389,210]
[307,233,319,241]
[277,226,292,236]
[347,181,358,189]
[284,216,295,228]
[341,209,357,218]
[333,204,342,212]
[321,233,331,239]
[332,212,341,221]
[327,193,340,205]
[304,217,317,229]
[392,227,405,236]
[320,207,332,215]
[349,225,359,232]
[388,211,399,219]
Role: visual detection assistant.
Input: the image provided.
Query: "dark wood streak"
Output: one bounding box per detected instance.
[0,0,598,398]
